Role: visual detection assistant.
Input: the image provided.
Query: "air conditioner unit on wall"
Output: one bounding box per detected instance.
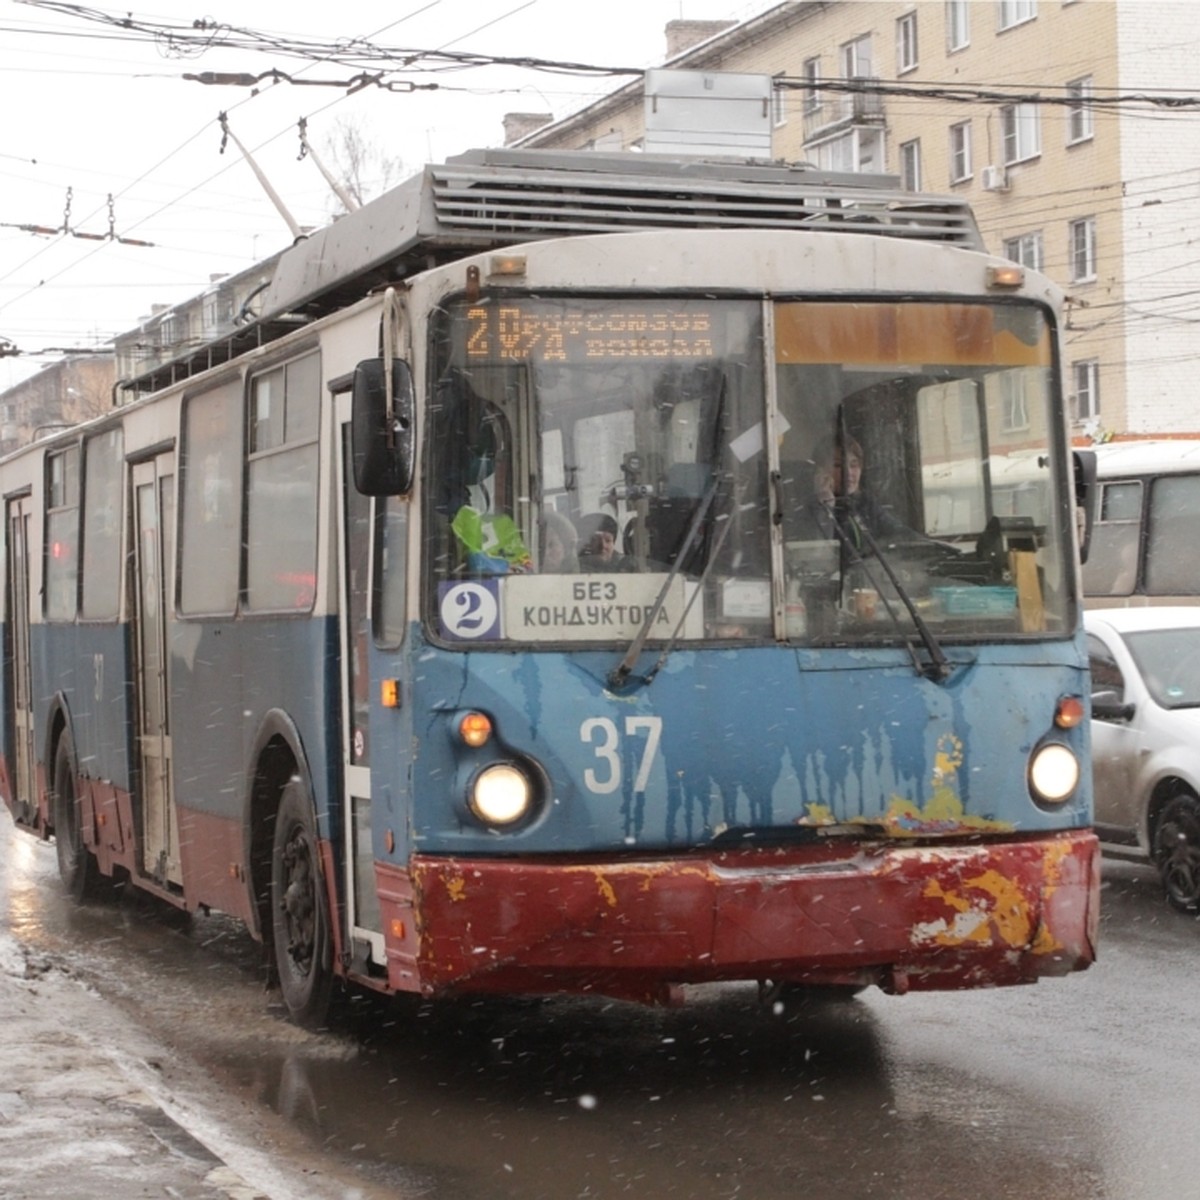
[981,165,1009,192]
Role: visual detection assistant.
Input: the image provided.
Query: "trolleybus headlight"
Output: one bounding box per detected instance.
[469,763,533,826]
[1028,743,1080,805]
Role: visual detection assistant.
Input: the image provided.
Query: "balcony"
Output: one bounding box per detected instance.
[803,79,886,144]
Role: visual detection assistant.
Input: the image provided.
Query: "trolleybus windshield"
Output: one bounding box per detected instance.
[425,295,1071,646]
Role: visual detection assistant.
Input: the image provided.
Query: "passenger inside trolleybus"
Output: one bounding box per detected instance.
[578,512,632,572]
[434,369,534,575]
[539,510,580,573]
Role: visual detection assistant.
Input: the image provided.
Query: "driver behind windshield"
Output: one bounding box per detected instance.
[801,432,921,553]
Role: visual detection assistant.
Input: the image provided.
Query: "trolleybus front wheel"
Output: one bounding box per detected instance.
[270,777,335,1028]
[51,730,101,902]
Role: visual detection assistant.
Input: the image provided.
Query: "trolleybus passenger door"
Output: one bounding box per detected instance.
[336,397,383,965]
[131,454,182,887]
[5,494,35,821]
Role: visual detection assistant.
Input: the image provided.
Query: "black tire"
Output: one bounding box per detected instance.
[1152,792,1200,913]
[51,730,100,902]
[270,776,335,1029]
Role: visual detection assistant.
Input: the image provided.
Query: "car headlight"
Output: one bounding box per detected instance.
[1028,742,1080,805]
[469,763,534,826]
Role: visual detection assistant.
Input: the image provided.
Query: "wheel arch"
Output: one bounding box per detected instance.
[1146,774,1200,841]
[244,708,321,946]
[42,692,75,835]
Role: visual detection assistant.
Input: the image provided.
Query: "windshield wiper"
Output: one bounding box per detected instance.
[827,506,952,683]
[640,492,740,687]
[606,471,723,691]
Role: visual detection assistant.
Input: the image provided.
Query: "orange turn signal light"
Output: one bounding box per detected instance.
[1055,695,1085,729]
[459,711,493,748]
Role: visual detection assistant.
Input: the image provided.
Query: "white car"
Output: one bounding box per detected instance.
[1086,607,1200,911]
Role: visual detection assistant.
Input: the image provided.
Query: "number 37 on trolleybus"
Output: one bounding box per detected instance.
[0,151,1099,1027]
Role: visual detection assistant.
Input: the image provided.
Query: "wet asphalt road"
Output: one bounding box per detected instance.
[3,822,1197,1200]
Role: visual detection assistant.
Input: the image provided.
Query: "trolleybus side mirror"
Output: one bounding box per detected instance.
[351,357,414,496]
[1073,449,1097,564]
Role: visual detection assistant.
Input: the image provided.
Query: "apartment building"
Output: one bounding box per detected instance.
[111,255,282,398]
[0,355,115,458]
[515,1,1200,440]
[0,256,283,449]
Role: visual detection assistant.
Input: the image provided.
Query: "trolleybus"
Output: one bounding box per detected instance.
[0,150,1098,1026]
[1081,438,1200,607]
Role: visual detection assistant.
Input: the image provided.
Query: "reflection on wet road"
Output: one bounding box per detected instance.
[3,821,1197,1200]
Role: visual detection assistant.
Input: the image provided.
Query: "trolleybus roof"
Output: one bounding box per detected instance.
[122,147,984,395]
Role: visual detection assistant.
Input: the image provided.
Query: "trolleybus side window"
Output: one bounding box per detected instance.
[1145,475,1200,596]
[1082,470,1200,599]
[1082,480,1142,596]
[245,352,321,612]
[179,380,242,617]
[45,444,80,622]
[81,428,124,621]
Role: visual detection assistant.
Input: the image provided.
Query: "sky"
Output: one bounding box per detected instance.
[0,0,778,390]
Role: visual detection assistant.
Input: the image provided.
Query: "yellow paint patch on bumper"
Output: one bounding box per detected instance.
[915,859,1063,954]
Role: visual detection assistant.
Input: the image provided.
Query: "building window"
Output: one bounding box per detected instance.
[841,34,873,79]
[815,127,884,174]
[819,135,854,173]
[1070,217,1097,282]
[998,0,1037,31]
[1073,359,1100,421]
[1003,230,1044,270]
[802,56,821,114]
[900,139,922,190]
[1001,102,1041,164]
[772,73,787,127]
[202,288,235,336]
[158,313,180,353]
[838,34,874,124]
[946,0,970,51]
[896,12,918,73]
[1067,76,1094,144]
[950,121,972,183]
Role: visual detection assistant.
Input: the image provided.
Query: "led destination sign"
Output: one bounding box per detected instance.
[465,303,717,364]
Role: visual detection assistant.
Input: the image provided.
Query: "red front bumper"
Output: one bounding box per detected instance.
[376,830,1098,1002]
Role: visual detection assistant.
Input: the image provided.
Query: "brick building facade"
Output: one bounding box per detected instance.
[512,1,1200,440]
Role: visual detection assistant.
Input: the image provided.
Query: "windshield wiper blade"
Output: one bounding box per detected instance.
[641,493,740,687]
[606,471,722,691]
[829,509,952,683]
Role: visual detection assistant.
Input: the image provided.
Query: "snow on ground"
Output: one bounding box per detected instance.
[0,926,382,1200]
